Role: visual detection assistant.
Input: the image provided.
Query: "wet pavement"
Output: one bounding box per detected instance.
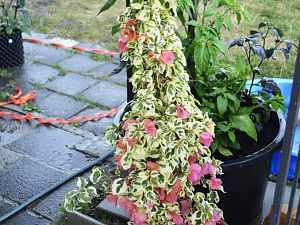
[0,32,125,224]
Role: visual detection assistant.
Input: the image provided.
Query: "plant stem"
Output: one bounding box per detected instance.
[202,0,207,25]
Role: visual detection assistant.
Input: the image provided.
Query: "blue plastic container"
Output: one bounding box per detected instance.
[247,78,300,178]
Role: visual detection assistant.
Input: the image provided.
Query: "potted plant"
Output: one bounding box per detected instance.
[174,1,295,224]
[65,0,225,224]
[0,0,31,69]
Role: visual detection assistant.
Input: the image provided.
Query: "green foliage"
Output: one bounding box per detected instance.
[21,102,42,113]
[63,167,109,214]
[0,0,31,34]
[178,0,288,156]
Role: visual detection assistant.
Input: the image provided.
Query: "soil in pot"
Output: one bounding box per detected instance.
[214,111,280,161]
[0,29,24,69]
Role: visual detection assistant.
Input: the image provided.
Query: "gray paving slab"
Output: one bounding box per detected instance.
[0,196,17,217]
[4,126,94,172]
[38,93,88,118]
[89,62,118,78]
[75,136,114,157]
[75,108,114,136]
[0,151,66,203]
[2,211,49,225]
[45,73,98,95]
[11,62,60,84]
[31,171,90,220]
[263,181,300,218]
[0,117,32,147]
[58,55,101,72]
[81,81,126,108]
[24,42,70,64]
[108,69,127,84]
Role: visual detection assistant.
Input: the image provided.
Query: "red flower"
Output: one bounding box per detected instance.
[117,137,127,151]
[188,154,197,164]
[143,119,157,136]
[107,193,118,204]
[147,161,160,173]
[180,199,190,216]
[199,132,213,147]
[118,27,138,53]
[122,119,136,129]
[114,154,123,168]
[127,136,139,146]
[130,211,147,225]
[126,19,137,27]
[159,50,176,65]
[176,104,190,119]
[209,177,222,190]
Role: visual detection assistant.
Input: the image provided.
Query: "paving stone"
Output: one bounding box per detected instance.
[3,211,50,225]
[10,63,60,84]
[97,198,129,221]
[32,178,77,219]
[0,156,66,203]
[75,136,114,157]
[4,126,94,172]
[0,196,16,217]
[108,68,127,84]
[45,73,98,95]
[38,93,88,118]
[89,62,118,78]
[0,147,23,171]
[75,108,114,136]
[0,117,32,146]
[31,172,90,220]
[58,55,101,72]
[81,81,126,108]
[24,42,70,64]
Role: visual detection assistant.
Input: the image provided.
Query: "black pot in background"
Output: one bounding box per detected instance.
[0,29,24,69]
[219,111,285,225]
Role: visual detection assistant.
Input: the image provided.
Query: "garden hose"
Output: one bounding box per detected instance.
[0,149,115,223]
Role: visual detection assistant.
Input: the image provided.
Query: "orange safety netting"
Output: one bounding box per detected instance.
[23,38,119,57]
[0,86,120,124]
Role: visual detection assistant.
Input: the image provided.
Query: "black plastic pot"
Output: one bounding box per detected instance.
[0,29,24,69]
[219,110,285,225]
[113,103,286,225]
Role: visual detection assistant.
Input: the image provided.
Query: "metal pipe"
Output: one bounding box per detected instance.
[125,0,134,103]
[285,145,300,225]
[295,193,300,225]
[270,41,300,225]
[0,149,115,223]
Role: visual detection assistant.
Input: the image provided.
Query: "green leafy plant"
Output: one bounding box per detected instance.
[0,0,31,34]
[176,0,292,157]
[63,167,109,214]
[21,102,42,113]
[99,0,225,224]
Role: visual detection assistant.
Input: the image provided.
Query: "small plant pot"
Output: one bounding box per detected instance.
[0,29,24,69]
[68,212,105,225]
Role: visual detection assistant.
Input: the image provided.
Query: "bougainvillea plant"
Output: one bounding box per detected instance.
[105,0,224,224]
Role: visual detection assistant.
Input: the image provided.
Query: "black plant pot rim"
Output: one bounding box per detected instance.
[113,102,286,171]
[0,29,22,37]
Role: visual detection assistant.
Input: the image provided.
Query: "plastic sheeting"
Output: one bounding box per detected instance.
[248,78,299,178]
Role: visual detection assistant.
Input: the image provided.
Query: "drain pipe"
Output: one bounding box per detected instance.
[0,149,115,223]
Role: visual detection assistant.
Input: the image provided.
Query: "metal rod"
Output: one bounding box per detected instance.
[295,194,300,225]
[270,41,300,225]
[0,150,115,223]
[125,0,134,103]
[286,144,300,225]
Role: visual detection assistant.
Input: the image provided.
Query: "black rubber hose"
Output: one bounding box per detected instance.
[0,149,115,223]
